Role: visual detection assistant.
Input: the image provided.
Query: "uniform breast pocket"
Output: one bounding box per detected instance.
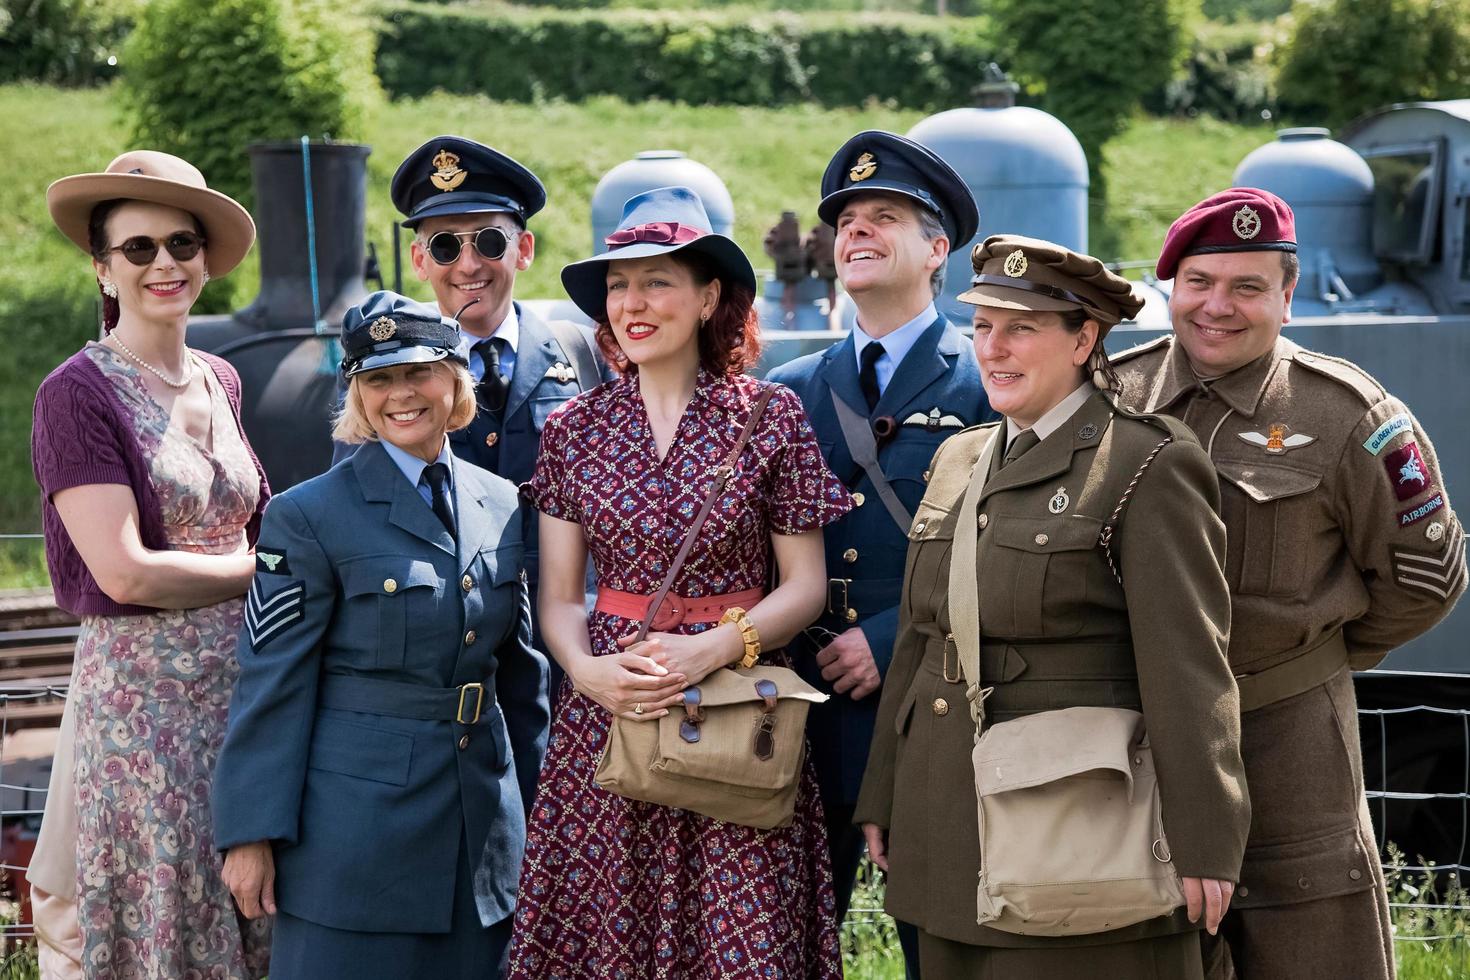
[905,502,956,629]
[1216,461,1323,597]
[528,394,564,433]
[341,556,446,669]
[985,515,1102,638]
[886,435,946,514]
[477,544,524,625]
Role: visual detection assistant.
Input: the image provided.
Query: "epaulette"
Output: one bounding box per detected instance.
[1109,394,1192,442]
[1108,334,1171,365]
[1290,349,1386,408]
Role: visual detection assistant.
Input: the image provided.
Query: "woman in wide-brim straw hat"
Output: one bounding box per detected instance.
[855,234,1250,978]
[29,151,271,980]
[506,186,852,976]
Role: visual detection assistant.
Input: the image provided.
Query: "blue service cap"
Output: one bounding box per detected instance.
[391,136,546,229]
[340,291,468,377]
[817,130,979,248]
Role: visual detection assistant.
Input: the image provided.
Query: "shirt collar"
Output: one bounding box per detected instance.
[456,304,521,357]
[381,438,454,490]
[1006,382,1096,446]
[852,302,937,372]
[1145,334,1290,418]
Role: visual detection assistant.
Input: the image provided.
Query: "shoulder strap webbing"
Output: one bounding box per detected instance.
[828,387,913,534]
[546,319,603,392]
[948,429,1002,733]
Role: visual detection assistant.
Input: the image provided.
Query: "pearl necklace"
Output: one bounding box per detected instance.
[107,334,193,389]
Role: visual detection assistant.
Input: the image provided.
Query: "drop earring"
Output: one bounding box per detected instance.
[202,267,211,286]
[100,279,118,298]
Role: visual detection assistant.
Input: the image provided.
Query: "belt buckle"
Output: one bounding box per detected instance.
[649,593,686,631]
[827,578,851,616]
[457,682,485,725]
[942,633,961,684]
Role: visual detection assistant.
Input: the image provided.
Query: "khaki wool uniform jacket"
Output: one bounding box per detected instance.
[1113,335,1467,976]
[854,391,1250,951]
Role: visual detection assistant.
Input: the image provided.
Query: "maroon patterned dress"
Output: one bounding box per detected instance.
[508,371,851,979]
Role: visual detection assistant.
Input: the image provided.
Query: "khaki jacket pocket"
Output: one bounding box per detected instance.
[1217,461,1322,596]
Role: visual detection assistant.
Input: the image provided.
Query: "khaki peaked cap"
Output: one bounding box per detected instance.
[959,234,1144,334]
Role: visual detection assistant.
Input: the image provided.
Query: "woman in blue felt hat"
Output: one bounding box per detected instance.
[507,187,850,977]
[211,292,549,979]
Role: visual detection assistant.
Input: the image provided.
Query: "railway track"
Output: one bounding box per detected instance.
[0,590,76,732]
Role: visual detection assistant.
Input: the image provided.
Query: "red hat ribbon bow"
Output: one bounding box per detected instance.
[604,221,706,247]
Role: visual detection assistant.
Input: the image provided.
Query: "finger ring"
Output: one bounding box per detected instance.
[633,702,645,715]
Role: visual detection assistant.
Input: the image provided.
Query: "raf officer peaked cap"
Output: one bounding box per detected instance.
[392,136,546,229]
[1156,187,1297,281]
[817,130,979,249]
[340,290,468,377]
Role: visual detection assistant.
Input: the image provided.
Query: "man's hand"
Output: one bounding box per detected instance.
[861,823,889,872]
[223,841,277,919]
[815,628,880,700]
[1182,876,1235,935]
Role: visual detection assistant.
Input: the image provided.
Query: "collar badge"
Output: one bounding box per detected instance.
[368,316,397,341]
[1003,249,1029,277]
[430,149,468,192]
[1232,204,1262,240]
[1238,421,1316,455]
[849,152,878,182]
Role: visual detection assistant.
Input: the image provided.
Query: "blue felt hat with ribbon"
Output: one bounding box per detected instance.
[560,186,756,320]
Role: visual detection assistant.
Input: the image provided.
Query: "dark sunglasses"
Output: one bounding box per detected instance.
[102,231,206,266]
[426,227,514,265]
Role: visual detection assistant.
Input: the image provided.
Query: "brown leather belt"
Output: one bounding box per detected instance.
[595,586,764,631]
[1234,630,1349,713]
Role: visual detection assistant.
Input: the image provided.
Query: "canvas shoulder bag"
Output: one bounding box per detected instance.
[947,426,1185,937]
[593,386,828,830]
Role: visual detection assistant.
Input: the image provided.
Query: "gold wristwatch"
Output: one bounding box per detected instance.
[719,606,761,669]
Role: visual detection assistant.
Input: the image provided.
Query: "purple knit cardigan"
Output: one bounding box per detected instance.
[31,348,271,616]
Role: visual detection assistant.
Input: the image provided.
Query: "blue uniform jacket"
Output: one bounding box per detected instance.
[767,314,990,805]
[212,440,549,934]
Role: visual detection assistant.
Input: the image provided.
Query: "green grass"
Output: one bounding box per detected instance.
[0,82,1276,587]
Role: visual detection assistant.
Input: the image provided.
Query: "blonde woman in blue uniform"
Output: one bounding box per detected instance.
[211,292,548,979]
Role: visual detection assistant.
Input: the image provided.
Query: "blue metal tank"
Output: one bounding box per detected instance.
[1233,128,1388,313]
[906,76,1089,325]
[589,150,735,250]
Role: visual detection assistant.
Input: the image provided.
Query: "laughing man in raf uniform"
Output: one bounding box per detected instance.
[767,131,992,974]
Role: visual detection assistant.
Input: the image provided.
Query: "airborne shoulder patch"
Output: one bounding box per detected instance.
[246,577,305,652]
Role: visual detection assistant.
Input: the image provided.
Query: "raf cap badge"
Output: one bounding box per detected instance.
[849,152,878,182]
[1233,204,1262,240]
[1003,249,1028,277]
[1238,422,1315,455]
[430,148,468,192]
[368,316,398,341]
[545,362,577,384]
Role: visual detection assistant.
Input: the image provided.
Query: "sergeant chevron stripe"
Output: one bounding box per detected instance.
[1392,522,1467,600]
[245,577,305,651]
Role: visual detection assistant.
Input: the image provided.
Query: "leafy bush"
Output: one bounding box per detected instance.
[376,2,996,110]
[122,0,380,212]
[1145,19,1280,123]
[0,0,141,85]
[1276,0,1470,129]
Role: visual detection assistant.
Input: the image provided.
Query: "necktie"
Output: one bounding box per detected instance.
[1003,429,1040,468]
[476,337,508,412]
[422,462,457,540]
[859,342,884,411]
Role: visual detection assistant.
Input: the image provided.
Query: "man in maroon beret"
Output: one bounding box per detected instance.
[1114,187,1465,979]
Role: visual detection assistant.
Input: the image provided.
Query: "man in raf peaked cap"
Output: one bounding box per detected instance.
[1114,187,1466,979]
[768,130,991,975]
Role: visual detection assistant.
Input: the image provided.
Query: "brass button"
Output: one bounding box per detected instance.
[462,574,474,592]
[853,492,866,507]
[845,608,858,623]
[1034,533,1049,546]
[842,548,858,563]
[465,630,477,646]
[383,578,398,594]
[485,432,499,448]
[977,513,989,530]
[932,697,949,716]
[1237,886,1249,899]
[914,520,927,534]
[1297,876,1311,890]
[1349,868,1363,881]
[458,734,471,750]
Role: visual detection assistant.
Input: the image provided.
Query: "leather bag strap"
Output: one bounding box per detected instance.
[635,387,777,644]
[948,428,1002,732]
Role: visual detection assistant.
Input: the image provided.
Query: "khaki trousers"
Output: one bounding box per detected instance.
[918,928,1205,980]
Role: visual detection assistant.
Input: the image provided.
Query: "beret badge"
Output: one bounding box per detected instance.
[1232,204,1262,241]
[368,316,398,341]
[1003,249,1029,277]
[849,152,878,182]
[429,149,468,192]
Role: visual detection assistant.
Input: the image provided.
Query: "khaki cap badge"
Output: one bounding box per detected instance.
[430,148,468,192]
[849,152,878,182]
[368,316,397,341]
[1238,422,1315,454]
[1003,249,1029,277]
[1232,204,1262,240]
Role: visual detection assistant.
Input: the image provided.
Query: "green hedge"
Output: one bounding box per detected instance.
[376,2,996,109]
[0,0,142,85]
[1144,20,1279,123]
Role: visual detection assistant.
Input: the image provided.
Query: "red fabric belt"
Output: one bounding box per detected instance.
[595,586,765,631]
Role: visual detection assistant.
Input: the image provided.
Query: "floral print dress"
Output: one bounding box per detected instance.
[508,371,852,979]
[72,344,271,979]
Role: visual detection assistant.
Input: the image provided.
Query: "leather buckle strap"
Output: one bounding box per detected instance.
[680,687,705,744]
[827,578,851,617]
[595,586,765,631]
[318,673,492,725]
[456,682,485,725]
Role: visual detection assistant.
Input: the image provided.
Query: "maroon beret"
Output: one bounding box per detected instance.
[1156,187,1296,280]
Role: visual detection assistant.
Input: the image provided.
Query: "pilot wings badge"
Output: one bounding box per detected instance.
[903,407,965,432]
[1238,422,1316,455]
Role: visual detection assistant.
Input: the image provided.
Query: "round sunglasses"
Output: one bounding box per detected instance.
[101,231,206,266]
[425,226,515,265]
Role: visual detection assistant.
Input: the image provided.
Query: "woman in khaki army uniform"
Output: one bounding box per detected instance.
[855,235,1251,978]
